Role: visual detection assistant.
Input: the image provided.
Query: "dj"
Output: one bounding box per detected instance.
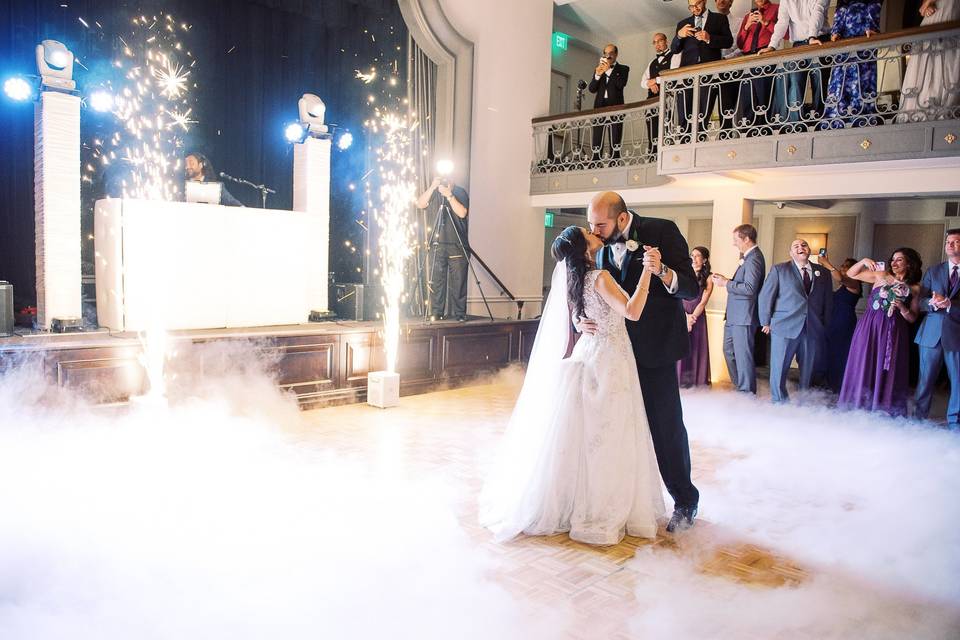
[184,151,242,207]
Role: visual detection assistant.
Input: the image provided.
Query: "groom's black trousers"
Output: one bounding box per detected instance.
[636,363,700,510]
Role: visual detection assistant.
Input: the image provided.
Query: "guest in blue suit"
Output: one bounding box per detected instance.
[713,224,766,393]
[915,229,960,427]
[758,239,832,403]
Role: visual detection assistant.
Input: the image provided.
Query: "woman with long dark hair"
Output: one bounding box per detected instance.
[818,254,865,392]
[839,247,922,416]
[482,225,664,545]
[677,246,713,387]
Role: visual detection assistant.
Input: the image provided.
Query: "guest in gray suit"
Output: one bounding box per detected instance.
[915,229,960,427]
[758,239,832,403]
[712,224,765,393]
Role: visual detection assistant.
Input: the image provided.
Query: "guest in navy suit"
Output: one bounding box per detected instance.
[916,229,960,427]
[671,0,734,139]
[758,239,832,403]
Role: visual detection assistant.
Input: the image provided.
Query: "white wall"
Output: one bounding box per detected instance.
[439,0,554,319]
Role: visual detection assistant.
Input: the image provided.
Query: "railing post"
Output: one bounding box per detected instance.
[691,76,700,143]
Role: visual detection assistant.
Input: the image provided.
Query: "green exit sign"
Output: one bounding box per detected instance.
[553,32,568,51]
[545,212,555,227]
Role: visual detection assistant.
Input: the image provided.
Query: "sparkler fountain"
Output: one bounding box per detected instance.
[366,110,417,408]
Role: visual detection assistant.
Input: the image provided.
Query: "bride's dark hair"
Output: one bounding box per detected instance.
[550,226,590,319]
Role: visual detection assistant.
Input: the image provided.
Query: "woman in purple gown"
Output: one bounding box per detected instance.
[678,246,713,388]
[838,248,922,416]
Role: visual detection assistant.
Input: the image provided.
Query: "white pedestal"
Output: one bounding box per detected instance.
[293,136,331,316]
[34,91,81,329]
[367,371,400,408]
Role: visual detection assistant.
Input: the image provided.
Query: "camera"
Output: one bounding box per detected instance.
[818,248,827,257]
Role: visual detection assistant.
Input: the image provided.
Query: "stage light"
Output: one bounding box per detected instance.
[297,93,328,136]
[35,40,75,91]
[435,159,454,177]
[285,122,308,143]
[3,77,32,101]
[337,132,353,151]
[88,89,114,112]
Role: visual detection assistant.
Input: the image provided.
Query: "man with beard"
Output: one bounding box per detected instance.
[184,151,243,207]
[578,191,701,533]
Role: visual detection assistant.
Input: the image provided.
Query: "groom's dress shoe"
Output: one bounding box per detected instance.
[666,506,697,533]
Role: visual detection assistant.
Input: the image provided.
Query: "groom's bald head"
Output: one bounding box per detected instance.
[587,191,629,242]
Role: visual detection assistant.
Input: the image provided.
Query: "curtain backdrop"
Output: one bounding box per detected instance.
[408,34,437,314]
[0,0,407,308]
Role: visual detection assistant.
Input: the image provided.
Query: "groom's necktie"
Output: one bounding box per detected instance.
[802,267,812,295]
[950,265,958,293]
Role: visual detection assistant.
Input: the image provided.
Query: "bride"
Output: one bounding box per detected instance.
[481,225,665,545]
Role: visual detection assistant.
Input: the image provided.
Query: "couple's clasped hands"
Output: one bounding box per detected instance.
[578,245,663,335]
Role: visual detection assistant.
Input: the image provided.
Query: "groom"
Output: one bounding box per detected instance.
[580,191,701,532]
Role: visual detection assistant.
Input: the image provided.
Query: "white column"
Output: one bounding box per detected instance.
[293,136,332,316]
[706,193,754,384]
[34,90,82,329]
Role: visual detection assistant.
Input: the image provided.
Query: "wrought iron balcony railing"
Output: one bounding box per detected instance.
[530,21,960,191]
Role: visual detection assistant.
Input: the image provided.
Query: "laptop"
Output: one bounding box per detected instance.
[185,180,222,205]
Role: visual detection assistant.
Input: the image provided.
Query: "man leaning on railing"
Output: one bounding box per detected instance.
[761,0,831,128]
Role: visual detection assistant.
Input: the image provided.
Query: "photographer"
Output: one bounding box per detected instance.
[588,44,629,160]
[416,175,470,322]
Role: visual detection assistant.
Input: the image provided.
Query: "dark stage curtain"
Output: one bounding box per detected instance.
[0,0,407,308]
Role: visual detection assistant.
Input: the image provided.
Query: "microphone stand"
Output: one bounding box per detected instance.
[220,172,276,208]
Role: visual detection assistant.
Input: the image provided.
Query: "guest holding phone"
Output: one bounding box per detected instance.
[838,248,922,416]
[819,252,865,392]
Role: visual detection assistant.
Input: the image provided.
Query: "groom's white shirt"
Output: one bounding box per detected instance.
[612,212,679,294]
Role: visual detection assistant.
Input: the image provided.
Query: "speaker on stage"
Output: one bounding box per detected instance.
[0,281,13,337]
[332,283,364,320]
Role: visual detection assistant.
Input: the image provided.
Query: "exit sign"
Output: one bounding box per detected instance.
[553,32,568,51]
[544,212,555,227]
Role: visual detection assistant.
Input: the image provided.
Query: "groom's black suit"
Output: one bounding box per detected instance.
[598,213,700,511]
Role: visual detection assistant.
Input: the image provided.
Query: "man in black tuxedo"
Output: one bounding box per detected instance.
[588,44,629,161]
[580,191,701,532]
[671,0,734,140]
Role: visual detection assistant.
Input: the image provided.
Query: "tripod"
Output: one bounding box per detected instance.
[422,196,494,322]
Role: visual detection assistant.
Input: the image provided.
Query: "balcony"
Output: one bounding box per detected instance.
[531,21,960,194]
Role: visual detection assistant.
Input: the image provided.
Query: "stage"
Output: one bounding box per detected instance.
[0,317,539,407]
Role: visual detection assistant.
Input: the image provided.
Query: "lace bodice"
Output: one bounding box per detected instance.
[578,270,632,345]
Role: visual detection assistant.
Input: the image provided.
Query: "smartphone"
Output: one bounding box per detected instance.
[875,261,886,271]
[818,248,827,257]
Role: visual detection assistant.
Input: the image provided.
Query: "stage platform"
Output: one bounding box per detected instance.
[0,317,539,408]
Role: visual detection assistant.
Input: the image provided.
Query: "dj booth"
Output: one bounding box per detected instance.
[94,198,323,332]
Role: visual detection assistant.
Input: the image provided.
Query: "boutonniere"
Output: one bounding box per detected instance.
[738,258,745,266]
[625,239,640,252]
[814,270,821,277]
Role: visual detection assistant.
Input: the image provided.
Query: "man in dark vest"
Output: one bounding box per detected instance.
[639,32,679,156]
[588,43,629,161]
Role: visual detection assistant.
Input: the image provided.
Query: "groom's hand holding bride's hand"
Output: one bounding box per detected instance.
[641,245,662,274]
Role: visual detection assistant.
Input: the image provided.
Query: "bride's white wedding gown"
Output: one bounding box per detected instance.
[482,269,665,545]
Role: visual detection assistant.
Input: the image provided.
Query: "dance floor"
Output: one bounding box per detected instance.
[1,363,958,639]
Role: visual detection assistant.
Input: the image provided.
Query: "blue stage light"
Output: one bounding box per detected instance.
[4,77,32,101]
[88,89,114,112]
[337,132,354,150]
[285,122,308,143]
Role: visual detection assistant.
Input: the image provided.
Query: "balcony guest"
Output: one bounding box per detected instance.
[588,43,630,160]
[735,0,782,131]
[715,0,746,131]
[639,33,680,155]
[896,0,960,122]
[184,151,243,207]
[915,230,960,428]
[838,249,922,417]
[823,0,883,128]
[758,239,832,403]
[671,0,734,140]
[818,254,864,393]
[761,0,832,126]
[712,224,765,394]
[678,246,714,388]
[416,175,470,322]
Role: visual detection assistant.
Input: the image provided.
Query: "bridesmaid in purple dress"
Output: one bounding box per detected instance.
[838,248,922,417]
[678,246,714,387]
